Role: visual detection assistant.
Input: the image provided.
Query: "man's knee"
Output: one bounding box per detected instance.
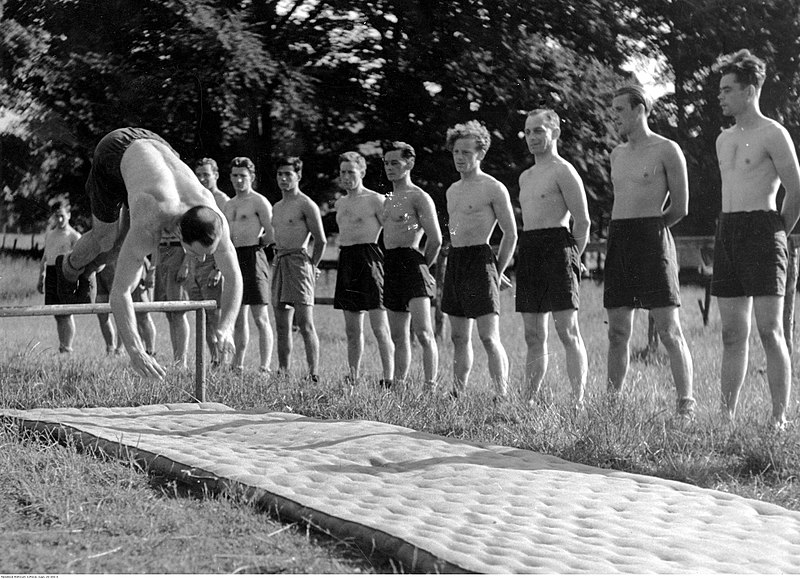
[607,322,631,346]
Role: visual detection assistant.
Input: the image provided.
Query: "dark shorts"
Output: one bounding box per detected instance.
[711,211,788,298]
[45,265,94,305]
[603,217,680,310]
[237,245,270,306]
[516,228,581,313]
[187,255,222,303]
[383,247,436,312]
[86,128,175,223]
[334,243,384,311]
[154,244,189,302]
[441,244,500,318]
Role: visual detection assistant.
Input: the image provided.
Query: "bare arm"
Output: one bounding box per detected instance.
[491,182,518,278]
[772,127,800,233]
[416,192,442,267]
[256,196,275,246]
[662,142,689,228]
[110,228,165,380]
[559,164,591,255]
[305,199,327,268]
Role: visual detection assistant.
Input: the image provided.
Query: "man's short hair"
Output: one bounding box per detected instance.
[179,206,222,247]
[714,49,766,90]
[195,158,219,173]
[445,120,491,152]
[275,155,303,174]
[614,86,652,114]
[386,141,416,160]
[527,108,561,131]
[338,151,367,171]
[230,156,256,175]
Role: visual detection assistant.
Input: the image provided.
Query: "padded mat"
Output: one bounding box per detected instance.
[4,403,800,573]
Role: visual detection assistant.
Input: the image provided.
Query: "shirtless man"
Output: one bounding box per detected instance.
[382,142,443,387]
[334,151,394,385]
[517,109,590,409]
[56,127,242,379]
[222,157,274,374]
[270,156,327,380]
[442,120,517,396]
[605,86,694,417]
[712,50,800,429]
[192,158,230,367]
[38,203,89,353]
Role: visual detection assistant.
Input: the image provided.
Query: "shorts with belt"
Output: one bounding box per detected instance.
[154,244,189,302]
[187,254,222,303]
[603,216,680,310]
[383,247,436,312]
[516,227,581,313]
[711,210,788,297]
[441,244,500,318]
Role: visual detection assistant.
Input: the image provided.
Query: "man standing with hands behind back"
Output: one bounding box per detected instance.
[604,86,695,418]
[712,50,800,430]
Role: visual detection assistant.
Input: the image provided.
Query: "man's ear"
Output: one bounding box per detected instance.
[407,157,416,171]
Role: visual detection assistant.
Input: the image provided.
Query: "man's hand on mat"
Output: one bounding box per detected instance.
[130,349,167,380]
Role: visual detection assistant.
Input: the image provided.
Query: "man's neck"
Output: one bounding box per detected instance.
[626,123,652,147]
[533,149,559,165]
[459,166,483,181]
[391,175,413,193]
[345,186,368,197]
[235,188,256,198]
[734,106,765,130]
[281,187,300,200]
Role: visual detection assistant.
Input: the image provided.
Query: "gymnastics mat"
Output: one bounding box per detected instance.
[4,402,800,573]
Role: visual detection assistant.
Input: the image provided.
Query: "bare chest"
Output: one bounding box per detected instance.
[611,149,665,189]
[718,132,770,171]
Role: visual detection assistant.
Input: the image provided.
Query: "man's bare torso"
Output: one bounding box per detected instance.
[273,193,312,250]
[446,175,501,247]
[383,186,426,250]
[224,191,271,247]
[717,120,783,212]
[519,160,571,230]
[44,227,80,265]
[610,137,672,219]
[335,190,384,246]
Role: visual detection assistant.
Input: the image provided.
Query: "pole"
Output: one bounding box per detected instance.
[195,307,206,403]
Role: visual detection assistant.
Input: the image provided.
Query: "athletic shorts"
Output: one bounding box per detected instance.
[603,217,680,310]
[711,210,788,298]
[383,247,436,312]
[154,244,189,302]
[187,255,222,303]
[516,227,581,313]
[237,244,270,306]
[271,248,315,307]
[45,265,94,305]
[86,128,176,224]
[441,244,500,318]
[334,243,384,311]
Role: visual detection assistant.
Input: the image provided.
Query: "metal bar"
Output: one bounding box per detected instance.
[0,300,217,318]
[195,307,206,403]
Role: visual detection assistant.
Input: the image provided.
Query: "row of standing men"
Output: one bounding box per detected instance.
[44,49,799,429]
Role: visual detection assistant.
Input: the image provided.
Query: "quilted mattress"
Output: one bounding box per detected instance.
[4,402,800,573]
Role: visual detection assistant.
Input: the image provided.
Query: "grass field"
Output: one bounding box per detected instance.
[1,252,799,573]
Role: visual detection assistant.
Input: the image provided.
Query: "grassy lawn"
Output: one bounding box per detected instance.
[1,252,798,573]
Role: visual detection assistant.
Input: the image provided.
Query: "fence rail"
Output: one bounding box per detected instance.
[0,300,217,402]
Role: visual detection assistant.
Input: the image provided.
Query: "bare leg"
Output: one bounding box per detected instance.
[409,297,437,386]
[206,308,221,364]
[137,313,157,354]
[233,305,250,372]
[476,313,508,396]
[274,305,294,372]
[96,313,117,353]
[388,310,412,382]
[166,311,189,368]
[606,307,634,392]
[64,214,121,278]
[718,296,751,421]
[369,308,394,381]
[251,304,273,372]
[650,305,694,411]
[343,310,365,379]
[553,309,587,407]
[753,295,791,427]
[522,312,549,399]
[55,314,75,353]
[449,315,474,391]
[295,304,319,376]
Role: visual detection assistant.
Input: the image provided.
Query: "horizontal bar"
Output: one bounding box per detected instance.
[0,300,218,318]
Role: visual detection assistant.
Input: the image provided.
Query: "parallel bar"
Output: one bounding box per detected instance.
[0,300,217,318]
[195,308,207,403]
